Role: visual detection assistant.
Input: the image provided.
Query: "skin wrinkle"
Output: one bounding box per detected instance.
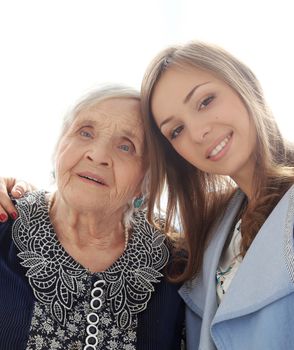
[73,111,145,157]
[49,98,146,270]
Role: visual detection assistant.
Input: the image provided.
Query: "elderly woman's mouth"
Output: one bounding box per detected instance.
[77,173,107,186]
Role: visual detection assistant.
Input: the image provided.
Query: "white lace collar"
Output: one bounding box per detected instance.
[12,191,169,328]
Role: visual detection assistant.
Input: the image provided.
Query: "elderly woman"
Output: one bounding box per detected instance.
[0,85,184,349]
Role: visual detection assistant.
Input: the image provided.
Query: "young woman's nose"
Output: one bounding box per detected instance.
[188,117,212,143]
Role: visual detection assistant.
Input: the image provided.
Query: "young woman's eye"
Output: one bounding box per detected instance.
[199,95,214,110]
[171,125,184,140]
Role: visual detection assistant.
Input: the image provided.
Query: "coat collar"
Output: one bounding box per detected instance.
[179,189,245,317]
[213,184,294,324]
[180,185,294,324]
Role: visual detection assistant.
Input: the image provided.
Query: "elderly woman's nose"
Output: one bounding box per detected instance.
[85,144,113,167]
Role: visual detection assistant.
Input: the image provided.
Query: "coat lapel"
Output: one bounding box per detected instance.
[179,190,245,349]
[212,185,294,326]
[180,185,294,349]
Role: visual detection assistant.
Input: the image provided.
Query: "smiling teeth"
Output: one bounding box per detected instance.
[209,135,231,157]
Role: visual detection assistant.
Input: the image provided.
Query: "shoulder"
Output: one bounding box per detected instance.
[0,220,12,233]
[0,219,26,279]
[14,190,47,209]
[0,220,13,248]
[131,210,168,248]
[131,210,188,282]
[137,272,185,350]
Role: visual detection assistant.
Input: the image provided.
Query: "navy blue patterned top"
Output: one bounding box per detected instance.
[0,191,184,350]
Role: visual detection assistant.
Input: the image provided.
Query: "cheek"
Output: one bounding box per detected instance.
[241,112,256,140]
[128,167,144,188]
[175,138,193,159]
[248,124,257,153]
[176,143,203,169]
[117,163,144,195]
[54,143,76,179]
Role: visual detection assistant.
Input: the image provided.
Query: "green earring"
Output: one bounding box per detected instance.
[133,196,144,209]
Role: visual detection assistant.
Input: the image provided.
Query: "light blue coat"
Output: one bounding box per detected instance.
[179,185,294,350]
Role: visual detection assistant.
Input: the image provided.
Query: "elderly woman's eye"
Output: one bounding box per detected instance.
[80,130,93,138]
[118,143,134,153]
[120,145,130,152]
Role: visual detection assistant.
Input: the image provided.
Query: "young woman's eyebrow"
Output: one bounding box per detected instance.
[183,81,211,104]
[159,116,174,130]
[159,81,212,130]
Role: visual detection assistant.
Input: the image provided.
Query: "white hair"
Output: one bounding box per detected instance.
[52,84,149,228]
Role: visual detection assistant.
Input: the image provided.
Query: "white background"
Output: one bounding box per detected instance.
[1,0,293,189]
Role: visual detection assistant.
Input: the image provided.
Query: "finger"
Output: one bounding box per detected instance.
[11,184,26,198]
[11,180,36,198]
[0,184,18,221]
[0,204,10,222]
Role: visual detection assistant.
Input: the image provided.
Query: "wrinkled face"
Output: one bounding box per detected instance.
[151,65,257,183]
[55,98,146,213]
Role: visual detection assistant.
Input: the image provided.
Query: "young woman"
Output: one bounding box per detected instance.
[140,41,294,349]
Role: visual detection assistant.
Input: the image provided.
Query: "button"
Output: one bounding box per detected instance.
[87,324,98,336]
[86,335,98,346]
[87,312,99,325]
[90,297,102,310]
[83,345,96,350]
[94,279,106,288]
[91,287,103,298]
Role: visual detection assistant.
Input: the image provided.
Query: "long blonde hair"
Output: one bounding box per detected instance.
[141,41,294,282]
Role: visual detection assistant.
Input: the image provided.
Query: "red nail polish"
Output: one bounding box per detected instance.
[11,212,18,220]
[0,213,8,222]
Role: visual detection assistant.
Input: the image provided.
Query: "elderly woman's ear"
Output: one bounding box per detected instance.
[0,177,35,221]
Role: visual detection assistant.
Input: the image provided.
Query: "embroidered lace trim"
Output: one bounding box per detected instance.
[12,191,169,336]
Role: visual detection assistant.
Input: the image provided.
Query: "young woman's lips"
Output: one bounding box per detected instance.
[206,132,233,160]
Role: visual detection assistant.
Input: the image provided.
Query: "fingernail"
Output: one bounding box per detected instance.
[14,189,23,197]
[0,213,8,222]
[10,212,18,220]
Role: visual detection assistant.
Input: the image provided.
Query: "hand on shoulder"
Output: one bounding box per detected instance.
[0,177,35,222]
